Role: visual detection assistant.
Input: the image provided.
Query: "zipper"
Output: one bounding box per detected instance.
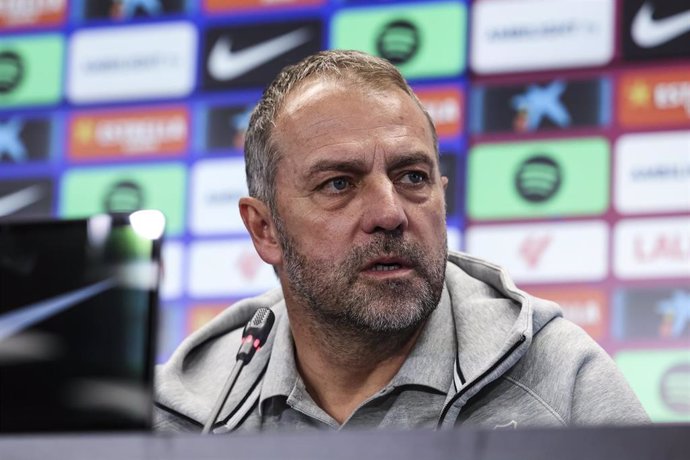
[436,334,527,429]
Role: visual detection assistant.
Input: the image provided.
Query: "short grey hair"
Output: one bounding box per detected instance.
[243,49,439,212]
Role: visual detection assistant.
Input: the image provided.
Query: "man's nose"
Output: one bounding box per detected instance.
[360,178,408,234]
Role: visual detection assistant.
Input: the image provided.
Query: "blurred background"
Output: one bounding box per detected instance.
[0,0,687,423]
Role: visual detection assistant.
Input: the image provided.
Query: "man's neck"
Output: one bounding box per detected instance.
[287,306,425,425]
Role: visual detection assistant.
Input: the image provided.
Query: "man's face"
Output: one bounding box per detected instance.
[271,79,448,334]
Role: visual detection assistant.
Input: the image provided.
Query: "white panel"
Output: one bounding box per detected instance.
[161,241,184,300]
[190,157,248,235]
[615,131,690,214]
[471,0,614,74]
[188,239,280,298]
[466,220,609,283]
[68,22,197,103]
[614,217,690,279]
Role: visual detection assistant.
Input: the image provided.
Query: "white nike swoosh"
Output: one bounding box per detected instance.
[0,185,44,217]
[0,279,115,342]
[632,2,690,48]
[208,27,312,81]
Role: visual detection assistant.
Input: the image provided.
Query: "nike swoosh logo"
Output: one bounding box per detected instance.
[0,279,115,342]
[632,2,690,48]
[0,185,45,217]
[208,27,312,81]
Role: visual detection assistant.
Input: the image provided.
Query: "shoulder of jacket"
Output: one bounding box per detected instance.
[500,317,608,420]
[154,289,286,427]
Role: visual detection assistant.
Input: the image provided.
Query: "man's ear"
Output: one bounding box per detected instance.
[239,197,282,266]
[441,175,449,191]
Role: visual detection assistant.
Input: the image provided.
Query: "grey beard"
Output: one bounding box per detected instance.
[274,216,447,340]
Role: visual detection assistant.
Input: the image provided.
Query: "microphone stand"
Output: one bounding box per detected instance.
[201,307,275,434]
[201,361,244,434]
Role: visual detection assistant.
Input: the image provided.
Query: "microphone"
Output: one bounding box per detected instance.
[201,307,275,434]
[235,307,275,364]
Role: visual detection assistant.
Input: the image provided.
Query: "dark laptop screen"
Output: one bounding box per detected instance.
[0,212,163,433]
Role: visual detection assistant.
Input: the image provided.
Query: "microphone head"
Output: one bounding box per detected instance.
[237,307,275,364]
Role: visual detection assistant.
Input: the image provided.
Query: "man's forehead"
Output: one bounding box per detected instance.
[279,76,412,118]
[281,78,340,114]
[271,75,437,171]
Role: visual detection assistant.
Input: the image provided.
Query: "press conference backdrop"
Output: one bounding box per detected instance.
[0,0,687,423]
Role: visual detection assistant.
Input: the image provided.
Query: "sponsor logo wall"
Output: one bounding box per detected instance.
[0,0,686,422]
[465,0,689,424]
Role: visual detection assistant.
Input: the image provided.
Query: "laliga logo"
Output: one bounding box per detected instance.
[657,290,690,339]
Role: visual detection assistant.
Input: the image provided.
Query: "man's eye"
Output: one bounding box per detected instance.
[323,177,352,193]
[401,171,428,185]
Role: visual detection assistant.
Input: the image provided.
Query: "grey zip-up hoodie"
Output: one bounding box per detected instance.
[154,251,649,432]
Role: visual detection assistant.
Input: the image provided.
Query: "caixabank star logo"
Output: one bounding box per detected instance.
[613,287,690,341]
[80,0,186,21]
[472,77,610,135]
[0,116,53,164]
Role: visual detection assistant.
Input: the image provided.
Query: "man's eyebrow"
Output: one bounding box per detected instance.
[304,152,437,179]
[304,158,369,178]
[388,152,436,172]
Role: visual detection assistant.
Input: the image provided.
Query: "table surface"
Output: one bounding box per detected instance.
[0,424,688,460]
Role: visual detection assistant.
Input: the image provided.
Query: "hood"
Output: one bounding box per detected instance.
[438,251,562,427]
[155,250,562,430]
[155,289,287,428]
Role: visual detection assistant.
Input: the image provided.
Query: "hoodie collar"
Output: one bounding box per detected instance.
[388,286,455,393]
[259,286,456,412]
[258,306,298,412]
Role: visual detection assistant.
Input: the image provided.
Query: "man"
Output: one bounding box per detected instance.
[155,50,648,433]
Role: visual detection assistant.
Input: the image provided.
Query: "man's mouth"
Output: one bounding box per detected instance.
[371,263,402,272]
[363,257,413,273]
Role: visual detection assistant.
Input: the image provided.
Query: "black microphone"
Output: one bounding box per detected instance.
[235,307,275,364]
[202,307,275,434]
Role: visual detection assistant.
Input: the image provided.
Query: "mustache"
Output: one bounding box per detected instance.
[345,234,424,271]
